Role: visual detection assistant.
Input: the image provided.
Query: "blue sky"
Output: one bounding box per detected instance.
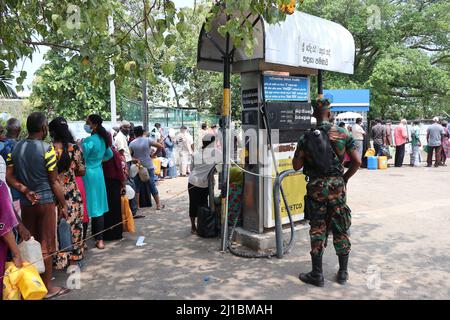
[14,0,196,97]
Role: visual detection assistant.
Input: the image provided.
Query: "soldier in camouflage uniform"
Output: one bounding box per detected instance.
[293,98,361,286]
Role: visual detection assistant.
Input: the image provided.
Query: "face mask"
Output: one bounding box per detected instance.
[84,124,93,134]
[121,128,129,136]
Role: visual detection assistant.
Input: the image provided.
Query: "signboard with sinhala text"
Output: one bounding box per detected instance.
[263,75,309,102]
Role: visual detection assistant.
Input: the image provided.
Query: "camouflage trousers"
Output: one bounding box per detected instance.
[305,176,351,257]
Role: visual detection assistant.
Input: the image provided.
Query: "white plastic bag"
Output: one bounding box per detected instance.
[18,237,46,274]
[405,143,412,155]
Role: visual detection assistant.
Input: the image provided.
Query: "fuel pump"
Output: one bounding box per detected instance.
[240,72,311,233]
[196,9,356,257]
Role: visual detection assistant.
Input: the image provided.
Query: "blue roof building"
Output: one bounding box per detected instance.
[323,89,370,112]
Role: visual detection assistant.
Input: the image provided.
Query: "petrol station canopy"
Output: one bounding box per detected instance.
[197,11,355,75]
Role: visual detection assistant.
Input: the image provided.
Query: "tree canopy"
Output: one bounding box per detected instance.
[1,0,449,121]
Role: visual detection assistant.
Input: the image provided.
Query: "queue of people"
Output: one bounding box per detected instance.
[339,117,449,168]
[0,115,221,300]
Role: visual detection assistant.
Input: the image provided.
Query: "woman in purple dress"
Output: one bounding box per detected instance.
[0,179,23,299]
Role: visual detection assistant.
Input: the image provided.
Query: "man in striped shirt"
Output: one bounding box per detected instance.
[6,112,69,299]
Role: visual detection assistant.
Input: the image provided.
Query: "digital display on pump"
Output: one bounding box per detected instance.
[263,75,309,102]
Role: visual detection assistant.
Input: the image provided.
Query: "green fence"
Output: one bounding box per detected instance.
[120,97,219,129]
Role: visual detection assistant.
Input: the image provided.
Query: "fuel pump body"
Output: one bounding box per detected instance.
[241,72,312,233]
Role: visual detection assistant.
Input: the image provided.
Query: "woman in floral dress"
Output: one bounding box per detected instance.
[49,117,86,269]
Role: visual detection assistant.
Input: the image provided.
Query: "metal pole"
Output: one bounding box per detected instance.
[142,76,148,131]
[108,15,117,126]
[220,30,231,252]
[317,69,323,99]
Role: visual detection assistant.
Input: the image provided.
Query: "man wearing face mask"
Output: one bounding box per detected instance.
[114,120,132,166]
[6,112,69,299]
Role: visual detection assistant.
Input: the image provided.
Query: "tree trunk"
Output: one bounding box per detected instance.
[169,79,181,109]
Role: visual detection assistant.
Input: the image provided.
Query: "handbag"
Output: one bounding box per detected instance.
[197,206,219,238]
[138,164,150,182]
[58,218,73,252]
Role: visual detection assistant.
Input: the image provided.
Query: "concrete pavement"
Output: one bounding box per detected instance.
[57,165,450,300]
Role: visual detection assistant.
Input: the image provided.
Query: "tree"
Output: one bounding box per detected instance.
[29,50,111,120]
[0,69,18,98]
[165,4,243,120]
[301,0,450,120]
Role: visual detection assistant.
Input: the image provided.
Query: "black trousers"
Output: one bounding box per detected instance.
[188,183,209,218]
[427,146,441,166]
[91,216,104,241]
[395,144,406,167]
[374,143,383,157]
[103,178,123,241]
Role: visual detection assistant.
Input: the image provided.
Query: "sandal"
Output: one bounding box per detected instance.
[45,287,71,300]
[156,205,165,210]
[133,214,146,219]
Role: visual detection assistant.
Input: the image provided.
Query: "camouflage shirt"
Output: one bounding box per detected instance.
[296,121,357,178]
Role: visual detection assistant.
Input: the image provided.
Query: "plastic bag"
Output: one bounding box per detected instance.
[18,237,45,274]
[121,196,135,233]
[138,164,150,182]
[17,262,48,300]
[159,157,169,168]
[3,262,47,300]
[3,262,21,300]
[405,143,412,155]
[381,146,392,159]
[153,158,162,175]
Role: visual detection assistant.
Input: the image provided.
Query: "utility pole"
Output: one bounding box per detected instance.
[108,15,117,126]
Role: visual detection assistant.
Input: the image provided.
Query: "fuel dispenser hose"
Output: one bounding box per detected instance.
[226,104,297,258]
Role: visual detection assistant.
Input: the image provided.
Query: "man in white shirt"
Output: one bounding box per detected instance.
[114,120,132,165]
[351,118,366,162]
[176,126,193,176]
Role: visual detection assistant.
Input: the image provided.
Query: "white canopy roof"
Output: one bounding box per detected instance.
[197,11,355,75]
[335,112,364,120]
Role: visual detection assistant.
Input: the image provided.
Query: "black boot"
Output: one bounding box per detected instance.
[337,254,349,285]
[299,254,324,287]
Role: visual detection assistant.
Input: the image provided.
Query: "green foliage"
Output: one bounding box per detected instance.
[0,69,18,98]
[2,0,449,122]
[29,50,111,120]
[302,0,450,120]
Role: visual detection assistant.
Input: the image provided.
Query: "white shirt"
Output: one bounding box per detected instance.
[352,123,366,140]
[176,132,193,154]
[188,148,222,188]
[0,155,6,182]
[114,131,132,162]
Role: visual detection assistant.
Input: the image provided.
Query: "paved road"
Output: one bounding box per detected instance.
[57,165,450,300]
